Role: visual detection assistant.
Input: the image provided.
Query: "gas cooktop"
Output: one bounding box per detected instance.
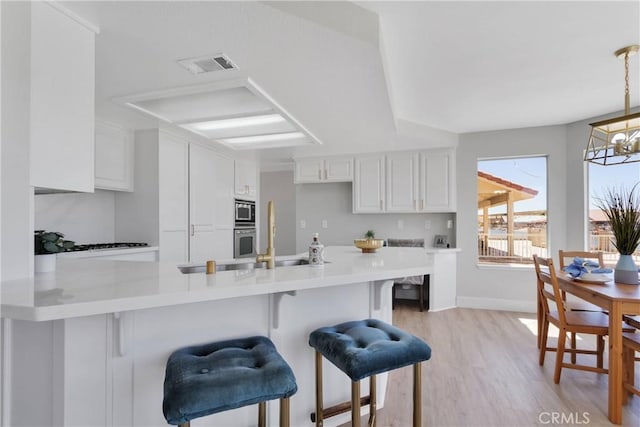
[68,243,149,252]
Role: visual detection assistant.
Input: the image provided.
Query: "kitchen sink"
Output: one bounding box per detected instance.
[177,258,312,274]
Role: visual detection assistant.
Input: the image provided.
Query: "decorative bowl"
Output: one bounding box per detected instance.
[354,239,384,253]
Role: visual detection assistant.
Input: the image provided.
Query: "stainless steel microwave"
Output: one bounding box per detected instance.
[235,199,255,227]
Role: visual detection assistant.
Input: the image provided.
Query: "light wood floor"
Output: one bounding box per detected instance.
[347,305,640,426]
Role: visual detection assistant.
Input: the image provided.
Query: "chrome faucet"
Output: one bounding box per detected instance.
[256,200,275,269]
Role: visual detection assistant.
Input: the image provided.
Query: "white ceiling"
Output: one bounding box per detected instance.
[60,1,640,167]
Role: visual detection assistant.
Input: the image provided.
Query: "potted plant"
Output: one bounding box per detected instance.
[34,230,75,273]
[595,185,640,284]
[364,230,376,240]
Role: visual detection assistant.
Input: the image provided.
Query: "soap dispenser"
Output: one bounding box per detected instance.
[309,233,324,267]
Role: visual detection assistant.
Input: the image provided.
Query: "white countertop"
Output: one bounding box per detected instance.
[1,246,433,321]
[56,246,159,259]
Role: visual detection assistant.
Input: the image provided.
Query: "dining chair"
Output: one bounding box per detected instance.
[534,255,615,383]
[623,332,640,404]
[557,250,607,362]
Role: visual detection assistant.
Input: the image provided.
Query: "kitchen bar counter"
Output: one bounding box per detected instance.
[2,246,444,427]
[1,246,433,321]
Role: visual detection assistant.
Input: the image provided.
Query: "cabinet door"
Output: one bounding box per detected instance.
[95,121,133,191]
[189,144,218,263]
[294,159,324,183]
[386,153,418,212]
[419,150,455,212]
[353,156,385,213]
[158,134,189,262]
[234,160,257,199]
[215,154,235,231]
[325,157,353,182]
[30,2,95,192]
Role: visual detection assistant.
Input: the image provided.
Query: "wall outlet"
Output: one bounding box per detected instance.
[321,220,328,229]
[300,220,306,229]
[397,219,404,230]
[424,220,431,230]
[447,219,453,229]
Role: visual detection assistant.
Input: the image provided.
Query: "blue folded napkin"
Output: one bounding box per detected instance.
[562,257,613,278]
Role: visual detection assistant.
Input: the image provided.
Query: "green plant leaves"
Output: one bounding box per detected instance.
[594,184,640,255]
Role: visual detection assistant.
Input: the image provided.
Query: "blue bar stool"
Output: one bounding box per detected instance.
[163,336,297,427]
[309,319,431,427]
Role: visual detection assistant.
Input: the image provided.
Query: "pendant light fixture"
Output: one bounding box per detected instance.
[585,45,640,165]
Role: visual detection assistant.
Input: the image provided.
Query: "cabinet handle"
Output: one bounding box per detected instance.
[324,169,328,180]
[318,170,322,180]
[191,224,195,236]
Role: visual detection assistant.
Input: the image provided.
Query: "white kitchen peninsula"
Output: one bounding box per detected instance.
[1,246,441,426]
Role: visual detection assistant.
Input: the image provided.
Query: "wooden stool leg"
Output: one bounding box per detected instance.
[570,332,577,364]
[352,380,361,427]
[368,375,377,427]
[597,336,604,369]
[419,285,424,312]
[280,397,290,427]
[413,363,422,427]
[315,351,323,427]
[258,401,266,427]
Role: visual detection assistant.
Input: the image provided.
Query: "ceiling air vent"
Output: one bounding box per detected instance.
[177,54,236,75]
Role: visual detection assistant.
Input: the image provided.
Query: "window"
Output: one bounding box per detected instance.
[477,157,548,265]
[588,162,640,265]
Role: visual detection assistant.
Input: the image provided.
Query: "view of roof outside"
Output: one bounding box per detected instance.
[478,157,640,265]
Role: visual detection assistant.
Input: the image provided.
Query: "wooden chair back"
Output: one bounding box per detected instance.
[533,255,567,326]
[558,250,604,270]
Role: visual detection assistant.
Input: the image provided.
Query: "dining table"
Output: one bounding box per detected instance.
[554,272,640,425]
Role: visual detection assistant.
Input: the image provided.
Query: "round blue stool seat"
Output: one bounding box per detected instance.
[309,318,432,380]
[163,336,297,425]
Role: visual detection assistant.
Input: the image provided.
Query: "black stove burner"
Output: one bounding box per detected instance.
[68,242,149,252]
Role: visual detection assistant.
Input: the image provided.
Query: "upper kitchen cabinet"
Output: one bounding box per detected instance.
[234,160,257,200]
[385,152,419,212]
[353,155,386,213]
[95,120,134,192]
[353,149,456,214]
[418,149,456,212]
[294,157,353,183]
[30,2,97,193]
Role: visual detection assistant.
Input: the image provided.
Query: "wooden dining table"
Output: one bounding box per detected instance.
[554,273,640,425]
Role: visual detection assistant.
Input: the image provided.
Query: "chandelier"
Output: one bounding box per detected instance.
[585,45,640,165]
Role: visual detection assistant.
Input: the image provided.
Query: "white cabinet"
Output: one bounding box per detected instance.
[353,155,386,213]
[189,144,217,263]
[95,120,134,191]
[294,157,353,183]
[419,150,456,212]
[30,2,96,192]
[385,153,418,212]
[353,149,456,213]
[234,160,257,200]
[158,133,189,262]
[121,130,236,263]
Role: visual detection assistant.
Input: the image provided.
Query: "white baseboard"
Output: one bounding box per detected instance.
[456,296,536,313]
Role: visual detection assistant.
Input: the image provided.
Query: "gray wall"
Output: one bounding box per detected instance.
[294,182,455,253]
[456,125,568,312]
[260,171,297,256]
